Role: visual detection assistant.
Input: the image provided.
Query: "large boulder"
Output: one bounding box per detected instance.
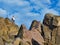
[43,13,54,26]
[43,13,60,45]
[0,17,19,45]
[43,13,60,27]
[5,18,19,36]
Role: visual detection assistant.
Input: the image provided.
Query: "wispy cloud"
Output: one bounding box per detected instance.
[26,12,40,16]
[0,0,60,29]
[43,8,59,15]
[0,8,7,17]
[0,0,30,6]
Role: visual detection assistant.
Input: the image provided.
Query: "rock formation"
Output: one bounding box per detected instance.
[16,23,44,45]
[0,17,19,45]
[43,13,60,45]
[0,13,60,45]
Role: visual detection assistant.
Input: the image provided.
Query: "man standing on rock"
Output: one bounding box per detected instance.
[12,16,15,22]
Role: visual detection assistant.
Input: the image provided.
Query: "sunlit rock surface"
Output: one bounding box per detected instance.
[43,13,60,45]
[0,13,60,45]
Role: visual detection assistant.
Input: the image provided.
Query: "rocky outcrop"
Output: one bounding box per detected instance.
[0,13,60,45]
[30,20,42,33]
[0,17,19,45]
[42,13,60,45]
[17,23,44,45]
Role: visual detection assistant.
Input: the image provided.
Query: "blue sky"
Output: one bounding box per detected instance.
[0,0,60,29]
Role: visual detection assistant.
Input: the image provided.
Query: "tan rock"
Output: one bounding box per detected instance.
[55,27,60,45]
[30,20,42,33]
[13,38,21,45]
[1,13,60,45]
[0,20,10,42]
[42,25,51,45]
[31,28,44,45]
[0,37,4,45]
[43,13,54,26]
[5,18,19,36]
[0,17,19,44]
[17,23,44,45]
[43,13,60,45]
[52,16,60,26]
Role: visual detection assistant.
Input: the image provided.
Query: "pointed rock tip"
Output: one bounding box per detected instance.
[20,24,27,30]
[29,20,40,30]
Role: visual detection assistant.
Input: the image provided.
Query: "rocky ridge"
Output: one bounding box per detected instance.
[0,13,60,45]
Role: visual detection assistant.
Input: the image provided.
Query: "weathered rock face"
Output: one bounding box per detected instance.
[16,20,44,45]
[30,20,44,45]
[43,13,54,26]
[42,13,60,45]
[0,17,19,45]
[52,16,60,26]
[30,20,42,33]
[0,13,60,45]
[0,37,4,45]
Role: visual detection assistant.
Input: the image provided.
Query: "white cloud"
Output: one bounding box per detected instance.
[1,0,30,6]
[30,0,50,8]
[26,12,40,16]
[42,8,59,16]
[0,0,59,28]
[0,8,7,16]
[46,0,51,4]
